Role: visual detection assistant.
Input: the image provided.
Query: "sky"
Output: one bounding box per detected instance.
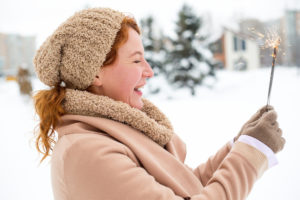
[0,0,299,47]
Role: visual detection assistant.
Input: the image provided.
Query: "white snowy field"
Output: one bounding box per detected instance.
[0,66,299,200]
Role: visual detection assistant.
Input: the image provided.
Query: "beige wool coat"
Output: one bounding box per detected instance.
[51,90,268,200]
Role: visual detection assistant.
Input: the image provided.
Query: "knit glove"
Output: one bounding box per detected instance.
[234,105,273,142]
[238,109,285,153]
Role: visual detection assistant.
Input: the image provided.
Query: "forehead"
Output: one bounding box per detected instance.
[118,28,144,56]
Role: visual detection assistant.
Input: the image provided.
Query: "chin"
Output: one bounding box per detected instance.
[131,100,143,110]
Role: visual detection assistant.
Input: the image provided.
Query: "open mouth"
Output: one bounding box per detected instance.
[134,85,144,95]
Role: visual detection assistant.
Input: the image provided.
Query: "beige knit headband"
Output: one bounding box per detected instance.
[34,8,125,90]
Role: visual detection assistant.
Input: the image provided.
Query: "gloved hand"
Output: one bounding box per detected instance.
[234,105,273,142]
[238,108,285,153]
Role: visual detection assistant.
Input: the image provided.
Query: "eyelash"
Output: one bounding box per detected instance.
[134,60,141,64]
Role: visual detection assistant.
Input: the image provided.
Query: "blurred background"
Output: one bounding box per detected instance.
[0,0,299,199]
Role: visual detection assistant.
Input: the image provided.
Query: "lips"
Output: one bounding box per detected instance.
[134,84,145,96]
[134,88,142,96]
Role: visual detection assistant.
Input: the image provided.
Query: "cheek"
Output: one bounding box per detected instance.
[118,68,142,91]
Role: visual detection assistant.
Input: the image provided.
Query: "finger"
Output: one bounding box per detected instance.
[245,120,259,128]
[261,110,277,123]
[247,112,261,123]
[273,135,284,153]
[258,105,274,116]
[276,136,285,152]
[249,105,274,123]
[277,128,282,137]
[248,109,265,123]
[272,121,279,129]
[279,137,286,151]
[272,121,278,126]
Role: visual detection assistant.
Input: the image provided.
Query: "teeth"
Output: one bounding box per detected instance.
[135,86,144,91]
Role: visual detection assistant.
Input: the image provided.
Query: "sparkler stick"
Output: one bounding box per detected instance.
[266,46,278,107]
[266,37,280,109]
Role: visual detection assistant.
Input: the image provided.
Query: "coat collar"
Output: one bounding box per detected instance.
[61,89,174,146]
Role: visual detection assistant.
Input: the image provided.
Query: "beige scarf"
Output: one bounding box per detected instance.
[62,89,174,146]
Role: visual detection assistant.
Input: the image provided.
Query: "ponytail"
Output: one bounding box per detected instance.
[33,86,66,162]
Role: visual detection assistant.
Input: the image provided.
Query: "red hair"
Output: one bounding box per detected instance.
[34,16,140,162]
[103,16,140,65]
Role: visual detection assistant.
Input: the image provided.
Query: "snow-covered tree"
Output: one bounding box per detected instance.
[166,4,216,95]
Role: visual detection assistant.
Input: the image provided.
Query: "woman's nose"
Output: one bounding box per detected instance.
[143,61,154,78]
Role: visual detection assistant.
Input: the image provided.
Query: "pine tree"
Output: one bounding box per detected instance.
[166,4,216,95]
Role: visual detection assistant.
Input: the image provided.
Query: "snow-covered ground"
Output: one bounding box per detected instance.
[0,66,299,199]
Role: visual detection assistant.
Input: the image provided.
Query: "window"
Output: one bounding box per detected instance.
[233,36,246,51]
[234,36,238,51]
[241,40,246,51]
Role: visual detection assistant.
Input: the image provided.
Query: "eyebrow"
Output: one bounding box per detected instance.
[129,51,143,57]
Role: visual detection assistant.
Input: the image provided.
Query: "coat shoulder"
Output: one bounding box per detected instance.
[51,132,141,199]
[53,132,136,163]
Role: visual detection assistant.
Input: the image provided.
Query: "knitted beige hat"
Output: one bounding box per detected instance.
[34,8,125,90]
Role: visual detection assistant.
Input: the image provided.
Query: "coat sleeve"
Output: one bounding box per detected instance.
[193,142,232,186]
[63,135,268,200]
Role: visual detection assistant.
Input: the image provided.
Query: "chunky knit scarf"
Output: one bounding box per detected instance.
[62,89,174,146]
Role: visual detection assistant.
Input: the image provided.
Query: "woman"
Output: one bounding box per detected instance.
[33,8,285,200]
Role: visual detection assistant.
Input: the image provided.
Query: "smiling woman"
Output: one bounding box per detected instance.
[33,7,285,200]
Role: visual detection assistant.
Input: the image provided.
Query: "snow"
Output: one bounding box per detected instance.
[1,66,300,199]
[192,40,213,59]
[182,30,193,39]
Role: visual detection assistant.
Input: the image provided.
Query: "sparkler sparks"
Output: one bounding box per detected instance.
[248,26,281,49]
[264,28,281,50]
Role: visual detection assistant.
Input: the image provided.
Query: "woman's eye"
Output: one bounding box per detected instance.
[134,60,141,63]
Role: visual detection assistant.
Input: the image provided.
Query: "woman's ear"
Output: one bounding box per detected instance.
[87,69,105,95]
[91,71,103,86]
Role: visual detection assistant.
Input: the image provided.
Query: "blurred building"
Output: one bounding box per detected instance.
[239,10,300,67]
[0,33,36,77]
[212,10,300,70]
[210,28,260,70]
[282,10,300,66]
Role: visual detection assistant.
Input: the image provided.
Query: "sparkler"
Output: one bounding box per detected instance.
[249,27,281,109]
[264,29,281,109]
